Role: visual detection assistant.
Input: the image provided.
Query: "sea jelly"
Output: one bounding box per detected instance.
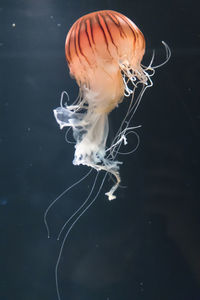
[48,10,171,300]
[53,10,169,200]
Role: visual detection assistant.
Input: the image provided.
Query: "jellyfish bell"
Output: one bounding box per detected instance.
[53,10,157,200]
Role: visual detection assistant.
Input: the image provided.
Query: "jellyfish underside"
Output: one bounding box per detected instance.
[54,10,150,200]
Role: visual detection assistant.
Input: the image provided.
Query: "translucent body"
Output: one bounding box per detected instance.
[46,12,171,300]
[54,10,148,199]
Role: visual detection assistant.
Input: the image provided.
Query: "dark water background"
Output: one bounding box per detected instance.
[1,0,200,300]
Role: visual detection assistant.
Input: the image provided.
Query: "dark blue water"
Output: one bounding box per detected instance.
[1,1,200,300]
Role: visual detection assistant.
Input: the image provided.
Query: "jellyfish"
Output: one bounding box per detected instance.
[53,9,151,200]
[48,10,171,300]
